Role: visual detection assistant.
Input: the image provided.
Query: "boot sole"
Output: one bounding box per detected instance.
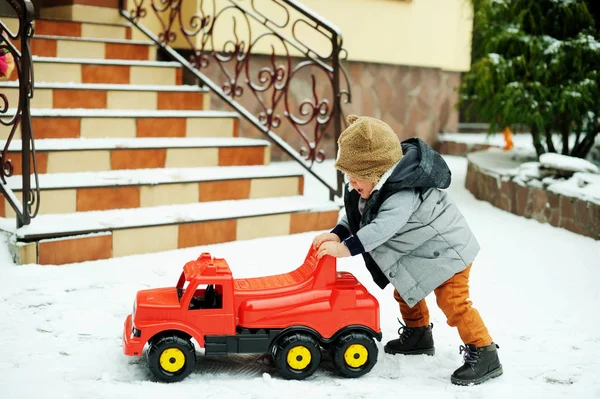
[384,346,435,356]
[451,365,503,386]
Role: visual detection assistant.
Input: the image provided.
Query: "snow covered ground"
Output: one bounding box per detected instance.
[1,156,599,399]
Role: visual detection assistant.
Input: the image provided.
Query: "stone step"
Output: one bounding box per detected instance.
[7,57,182,86]
[0,82,210,112]
[3,195,340,265]
[1,109,238,140]
[11,35,156,61]
[6,137,271,174]
[3,17,132,41]
[1,165,304,217]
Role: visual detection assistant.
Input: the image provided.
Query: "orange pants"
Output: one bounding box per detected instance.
[393,264,492,347]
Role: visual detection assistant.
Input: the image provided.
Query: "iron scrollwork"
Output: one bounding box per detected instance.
[0,0,40,227]
[123,0,351,197]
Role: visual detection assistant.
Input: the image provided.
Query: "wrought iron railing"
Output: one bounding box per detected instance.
[120,0,351,199]
[0,0,39,228]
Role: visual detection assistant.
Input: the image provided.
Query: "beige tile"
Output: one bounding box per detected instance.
[47,150,111,173]
[264,146,271,165]
[1,89,19,110]
[113,225,178,257]
[57,40,105,59]
[148,47,158,61]
[2,18,19,34]
[140,183,198,207]
[80,118,136,138]
[165,148,219,168]
[3,193,21,218]
[40,6,72,20]
[107,91,157,110]
[130,66,176,86]
[249,177,299,199]
[81,24,127,40]
[236,214,291,240]
[72,5,122,24]
[186,118,234,138]
[17,242,37,265]
[42,5,121,24]
[32,88,54,108]
[35,62,81,84]
[202,93,211,110]
[37,189,77,214]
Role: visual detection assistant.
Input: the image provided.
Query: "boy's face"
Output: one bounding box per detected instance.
[348,175,374,199]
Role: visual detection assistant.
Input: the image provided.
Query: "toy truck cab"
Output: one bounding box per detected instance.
[123,248,381,382]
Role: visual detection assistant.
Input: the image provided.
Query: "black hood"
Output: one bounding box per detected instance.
[384,138,451,190]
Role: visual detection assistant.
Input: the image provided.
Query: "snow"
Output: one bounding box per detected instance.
[4,108,238,118]
[33,56,180,67]
[8,137,269,151]
[0,81,206,92]
[1,156,600,398]
[545,173,600,203]
[488,53,501,64]
[468,149,600,204]
[439,132,535,149]
[34,34,153,45]
[540,153,599,174]
[0,195,339,238]
[5,165,303,190]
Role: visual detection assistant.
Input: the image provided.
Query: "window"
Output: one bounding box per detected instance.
[188,284,223,310]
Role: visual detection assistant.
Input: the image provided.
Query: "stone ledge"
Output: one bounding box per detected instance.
[436,140,498,156]
[466,152,600,240]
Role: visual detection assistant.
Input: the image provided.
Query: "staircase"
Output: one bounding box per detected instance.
[0,4,340,265]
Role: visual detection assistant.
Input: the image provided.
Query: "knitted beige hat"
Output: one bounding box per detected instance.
[334,115,402,185]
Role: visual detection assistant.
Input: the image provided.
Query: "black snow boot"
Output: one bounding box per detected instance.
[451,343,503,386]
[384,320,435,356]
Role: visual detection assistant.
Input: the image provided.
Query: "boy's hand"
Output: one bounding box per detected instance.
[312,233,340,249]
[316,241,351,259]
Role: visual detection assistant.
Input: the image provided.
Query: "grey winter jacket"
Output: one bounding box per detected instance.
[332,138,480,308]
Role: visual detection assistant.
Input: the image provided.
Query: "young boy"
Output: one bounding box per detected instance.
[314,115,503,386]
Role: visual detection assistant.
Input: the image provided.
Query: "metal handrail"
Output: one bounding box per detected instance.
[0,0,39,228]
[120,0,351,199]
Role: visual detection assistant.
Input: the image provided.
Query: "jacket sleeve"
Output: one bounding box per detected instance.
[343,190,417,255]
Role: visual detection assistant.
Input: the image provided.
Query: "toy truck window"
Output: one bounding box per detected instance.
[188,284,223,310]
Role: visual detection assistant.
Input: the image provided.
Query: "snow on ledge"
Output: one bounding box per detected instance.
[8,137,270,151]
[539,153,599,174]
[468,148,600,205]
[0,196,339,238]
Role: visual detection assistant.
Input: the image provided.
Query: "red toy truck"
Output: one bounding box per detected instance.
[122,247,381,382]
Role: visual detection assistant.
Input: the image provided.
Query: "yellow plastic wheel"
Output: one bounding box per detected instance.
[287,345,312,370]
[344,344,368,368]
[160,347,186,373]
[274,333,321,380]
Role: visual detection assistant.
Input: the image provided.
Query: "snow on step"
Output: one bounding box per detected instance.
[10,108,237,118]
[0,82,206,92]
[0,196,339,238]
[32,34,153,45]
[5,165,302,190]
[33,56,180,67]
[8,137,269,151]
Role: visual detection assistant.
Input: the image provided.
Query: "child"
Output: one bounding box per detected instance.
[314,115,503,386]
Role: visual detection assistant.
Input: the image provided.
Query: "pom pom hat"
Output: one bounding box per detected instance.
[334,115,402,185]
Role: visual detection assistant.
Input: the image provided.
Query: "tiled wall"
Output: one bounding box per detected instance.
[187,54,461,161]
